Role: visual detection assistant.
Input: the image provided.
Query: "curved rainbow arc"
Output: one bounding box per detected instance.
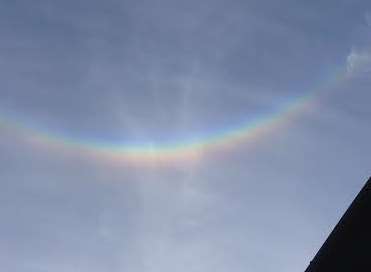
[0,94,309,163]
[0,70,345,165]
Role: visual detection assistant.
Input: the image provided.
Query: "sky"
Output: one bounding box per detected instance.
[0,0,371,271]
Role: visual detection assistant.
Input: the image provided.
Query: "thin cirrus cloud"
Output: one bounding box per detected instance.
[347,48,371,75]
[0,1,371,272]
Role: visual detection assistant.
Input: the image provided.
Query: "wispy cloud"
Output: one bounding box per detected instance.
[1,1,371,272]
[346,48,371,76]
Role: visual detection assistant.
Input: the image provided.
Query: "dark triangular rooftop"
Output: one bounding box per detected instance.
[305,177,371,271]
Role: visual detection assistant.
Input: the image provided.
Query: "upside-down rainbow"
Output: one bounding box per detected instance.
[0,70,344,165]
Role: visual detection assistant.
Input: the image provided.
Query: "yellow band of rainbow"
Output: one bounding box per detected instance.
[0,70,345,165]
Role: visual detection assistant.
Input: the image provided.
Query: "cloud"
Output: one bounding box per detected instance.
[2,1,371,272]
[365,11,371,27]
[346,48,371,76]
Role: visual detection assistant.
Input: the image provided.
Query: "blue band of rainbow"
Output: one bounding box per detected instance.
[0,70,345,165]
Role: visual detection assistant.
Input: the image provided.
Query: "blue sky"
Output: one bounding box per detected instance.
[0,0,371,271]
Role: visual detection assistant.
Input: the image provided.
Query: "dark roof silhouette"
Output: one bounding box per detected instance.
[305,177,371,271]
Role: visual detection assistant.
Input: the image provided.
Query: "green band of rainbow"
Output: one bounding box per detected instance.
[0,71,344,165]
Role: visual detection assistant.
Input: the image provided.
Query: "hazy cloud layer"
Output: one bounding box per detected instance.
[1,1,371,272]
